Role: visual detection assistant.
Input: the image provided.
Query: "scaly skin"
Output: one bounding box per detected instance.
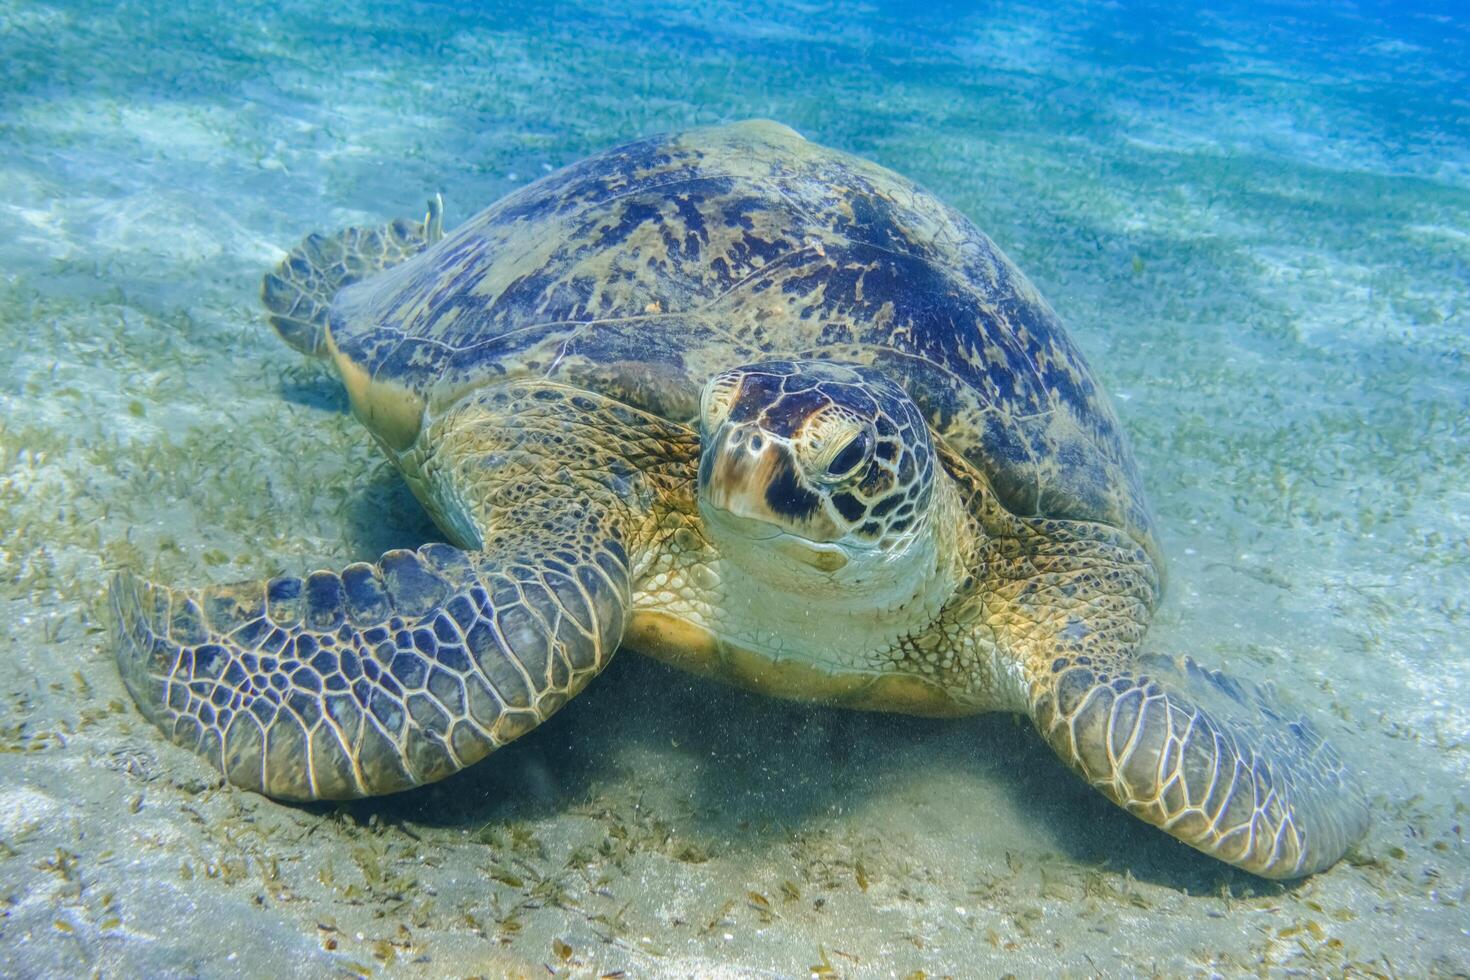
[928,445,1367,879]
[112,383,640,800]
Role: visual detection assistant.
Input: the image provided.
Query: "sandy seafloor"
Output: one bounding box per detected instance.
[1,0,1468,976]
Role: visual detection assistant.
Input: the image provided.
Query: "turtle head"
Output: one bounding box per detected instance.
[697,360,939,594]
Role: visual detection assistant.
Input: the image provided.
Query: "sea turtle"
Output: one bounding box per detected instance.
[110,120,1368,878]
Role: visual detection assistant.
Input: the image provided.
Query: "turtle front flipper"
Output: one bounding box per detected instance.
[261,194,445,357]
[110,535,626,801]
[1029,651,1369,879]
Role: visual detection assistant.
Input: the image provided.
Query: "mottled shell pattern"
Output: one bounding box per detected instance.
[327,120,1157,562]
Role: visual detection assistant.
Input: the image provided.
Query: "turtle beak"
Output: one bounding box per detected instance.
[700,423,769,518]
[698,422,844,546]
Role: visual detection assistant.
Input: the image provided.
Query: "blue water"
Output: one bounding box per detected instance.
[1,1,1467,975]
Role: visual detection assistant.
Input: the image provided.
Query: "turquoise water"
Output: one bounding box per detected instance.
[2,0,1467,975]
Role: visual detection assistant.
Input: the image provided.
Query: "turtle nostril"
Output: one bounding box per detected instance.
[749,435,764,453]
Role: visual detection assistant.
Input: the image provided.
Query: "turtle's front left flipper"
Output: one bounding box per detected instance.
[110,531,627,801]
[1029,651,1369,879]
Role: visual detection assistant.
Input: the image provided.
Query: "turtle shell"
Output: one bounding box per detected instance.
[326,120,1157,558]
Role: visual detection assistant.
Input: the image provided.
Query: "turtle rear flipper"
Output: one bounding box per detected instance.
[110,534,625,801]
[261,195,444,357]
[1031,652,1369,879]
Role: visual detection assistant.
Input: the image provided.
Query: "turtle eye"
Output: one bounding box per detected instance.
[822,430,873,482]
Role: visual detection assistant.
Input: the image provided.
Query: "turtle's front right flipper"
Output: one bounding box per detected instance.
[1030,652,1370,879]
[261,194,444,357]
[110,534,626,800]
